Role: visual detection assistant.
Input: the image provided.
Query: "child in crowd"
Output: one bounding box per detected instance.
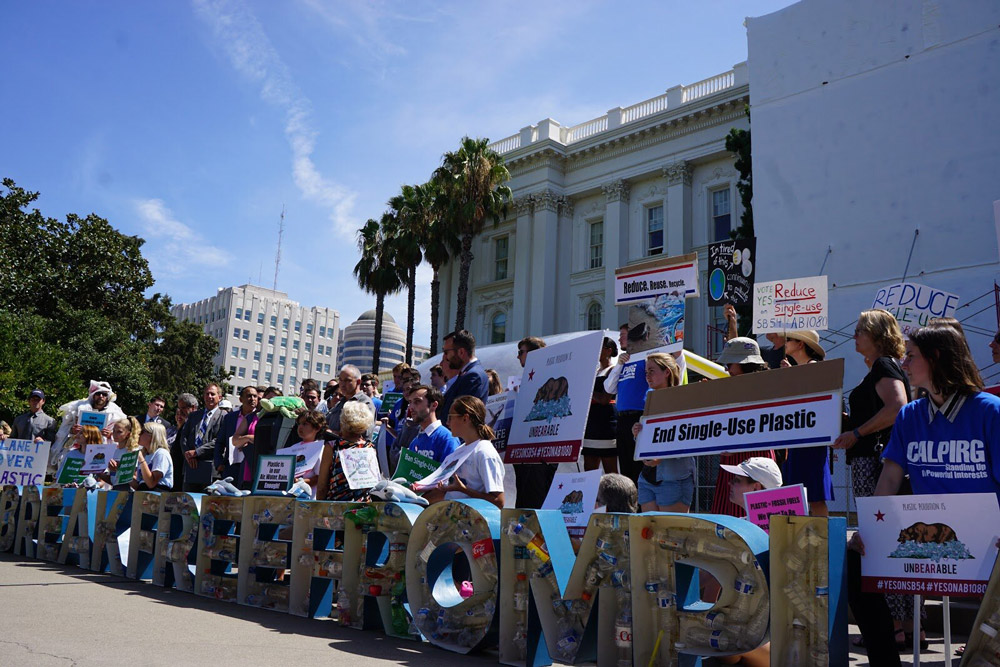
[132,422,173,491]
[429,396,505,509]
[286,410,325,499]
[56,425,103,486]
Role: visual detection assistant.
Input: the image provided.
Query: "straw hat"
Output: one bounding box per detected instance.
[784,330,825,359]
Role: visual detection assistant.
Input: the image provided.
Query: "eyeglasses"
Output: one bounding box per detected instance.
[442,347,456,354]
[94,392,109,397]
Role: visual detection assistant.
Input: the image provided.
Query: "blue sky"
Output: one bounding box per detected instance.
[1,0,796,346]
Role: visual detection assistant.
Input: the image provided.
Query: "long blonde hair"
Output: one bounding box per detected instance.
[141,422,169,453]
[114,416,142,451]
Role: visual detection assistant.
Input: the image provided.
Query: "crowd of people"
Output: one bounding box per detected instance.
[3,311,999,661]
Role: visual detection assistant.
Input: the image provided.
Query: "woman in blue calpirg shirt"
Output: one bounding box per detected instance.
[847,323,1000,666]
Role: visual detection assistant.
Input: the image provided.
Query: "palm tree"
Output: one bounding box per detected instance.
[353,215,403,375]
[433,136,512,332]
[423,179,460,356]
[387,187,424,366]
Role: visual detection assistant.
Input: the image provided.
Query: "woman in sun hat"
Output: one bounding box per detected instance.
[780,329,834,517]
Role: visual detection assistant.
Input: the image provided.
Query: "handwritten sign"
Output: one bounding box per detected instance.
[113,450,140,486]
[393,448,439,485]
[80,444,116,475]
[743,484,808,532]
[615,252,700,305]
[275,441,324,478]
[542,470,601,537]
[707,237,756,307]
[858,493,1000,596]
[338,448,380,490]
[635,360,843,459]
[0,439,49,485]
[253,455,296,495]
[77,410,109,430]
[871,282,959,336]
[753,276,828,332]
[505,332,603,464]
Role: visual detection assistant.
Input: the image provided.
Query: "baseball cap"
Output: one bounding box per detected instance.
[219,399,234,410]
[719,457,783,489]
[717,337,765,366]
[30,389,45,399]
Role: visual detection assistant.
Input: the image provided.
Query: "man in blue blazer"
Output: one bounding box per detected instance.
[439,329,489,427]
[214,386,260,487]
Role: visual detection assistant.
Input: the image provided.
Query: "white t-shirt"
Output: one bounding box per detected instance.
[144,448,173,489]
[443,439,505,500]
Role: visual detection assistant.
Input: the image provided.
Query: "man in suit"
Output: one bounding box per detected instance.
[168,393,198,480]
[4,389,57,443]
[439,329,489,427]
[214,386,260,487]
[178,384,224,492]
[134,395,170,427]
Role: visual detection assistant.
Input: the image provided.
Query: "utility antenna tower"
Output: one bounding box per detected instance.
[273,205,285,292]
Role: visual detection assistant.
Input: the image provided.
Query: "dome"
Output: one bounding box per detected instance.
[358,309,395,324]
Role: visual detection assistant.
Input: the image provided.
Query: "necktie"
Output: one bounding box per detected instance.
[196,411,209,449]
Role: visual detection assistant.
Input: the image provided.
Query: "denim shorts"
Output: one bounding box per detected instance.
[637,474,694,508]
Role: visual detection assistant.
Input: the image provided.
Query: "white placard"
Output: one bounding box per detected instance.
[410,444,480,492]
[80,444,116,474]
[542,470,601,536]
[338,447,381,490]
[871,282,960,336]
[505,331,603,463]
[858,493,1000,596]
[615,253,700,305]
[0,439,49,485]
[276,440,324,478]
[752,275,828,332]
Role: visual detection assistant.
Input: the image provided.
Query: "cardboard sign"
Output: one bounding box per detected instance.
[338,448,380,490]
[614,252,700,305]
[753,276,828,332]
[57,456,86,484]
[393,448,439,485]
[743,484,808,532]
[627,293,685,354]
[0,439,49,485]
[77,410,109,430]
[871,282,959,336]
[80,444,116,475]
[635,359,844,459]
[541,470,601,538]
[113,450,140,486]
[485,391,514,454]
[858,493,1000,596]
[505,331,603,463]
[253,455,296,495]
[275,441,324,478]
[379,392,403,419]
[410,444,480,491]
[708,237,756,307]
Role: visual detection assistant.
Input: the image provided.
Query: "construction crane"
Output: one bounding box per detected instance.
[273,205,285,292]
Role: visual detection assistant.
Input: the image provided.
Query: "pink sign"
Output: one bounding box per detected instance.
[743,484,808,532]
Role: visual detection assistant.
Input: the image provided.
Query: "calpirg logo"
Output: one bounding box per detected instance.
[906,439,986,464]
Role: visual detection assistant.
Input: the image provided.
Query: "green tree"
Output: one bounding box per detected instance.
[149,314,232,405]
[388,185,426,366]
[425,178,460,356]
[433,137,512,331]
[0,311,80,425]
[354,215,404,374]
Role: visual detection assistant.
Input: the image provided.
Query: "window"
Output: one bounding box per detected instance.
[712,189,732,241]
[292,357,298,367]
[324,364,331,374]
[235,307,243,320]
[244,310,251,321]
[251,369,259,380]
[279,355,286,366]
[587,302,603,331]
[647,205,664,256]
[266,353,274,364]
[316,362,322,372]
[229,365,236,375]
[231,346,238,357]
[256,332,263,343]
[232,328,240,339]
[589,221,603,269]
[282,318,289,330]
[254,351,261,362]
[494,237,508,281]
[491,312,506,344]
[268,335,275,345]
[290,375,297,387]
[319,326,326,337]
[294,321,301,333]
[270,315,277,328]
[277,374,284,384]
[240,348,248,360]
[293,340,300,350]
[242,329,249,340]
[281,337,287,348]
[265,372,272,382]
[258,313,264,324]
[307,323,313,335]
[238,367,246,378]
[305,342,312,353]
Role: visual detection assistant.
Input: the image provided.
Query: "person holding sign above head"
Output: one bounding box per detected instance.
[427,396,505,509]
[317,401,375,502]
[779,330,834,517]
[131,422,173,491]
[56,425,102,486]
[632,353,695,512]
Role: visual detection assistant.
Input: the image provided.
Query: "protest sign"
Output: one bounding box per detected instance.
[57,457,85,484]
[80,444,115,475]
[743,484,808,533]
[635,359,844,459]
[505,331,603,464]
[707,237,756,307]
[541,470,601,537]
[858,493,1000,596]
[77,410,109,430]
[113,450,139,486]
[0,439,49,485]
[614,252,699,305]
[275,441,324,479]
[410,445,480,491]
[871,282,959,336]
[506,376,520,392]
[379,392,403,419]
[253,455,296,495]
[485,391,514,454]
[393,449,439,485]
[338,448,380,490]
[627,293,685,354]
[753,276,828,332]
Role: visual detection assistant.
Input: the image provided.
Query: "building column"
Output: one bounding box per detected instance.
[663,160,701,353]
[529,190,561,336]
[510,196,534,340]
[602,179,631,329]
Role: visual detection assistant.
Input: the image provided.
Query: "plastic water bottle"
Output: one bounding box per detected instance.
[514,571,529,611]
[512,621,528,658]
[782,619,808,664]
[506,518,534,545]
[614,589,633,667]
[336,589,352,625]
[680,623,731,651]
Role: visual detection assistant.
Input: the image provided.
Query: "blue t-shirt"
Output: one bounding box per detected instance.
[883,392,1000,499]
[409,423,461,463]
[371,396,383,413]
[617,358,649,412]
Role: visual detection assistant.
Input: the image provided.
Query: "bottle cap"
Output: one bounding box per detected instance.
[791,618,806,628]
[641,526,653,540]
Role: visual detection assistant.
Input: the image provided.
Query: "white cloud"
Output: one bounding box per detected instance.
[192,0,358,238]
[134,198,232,276]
